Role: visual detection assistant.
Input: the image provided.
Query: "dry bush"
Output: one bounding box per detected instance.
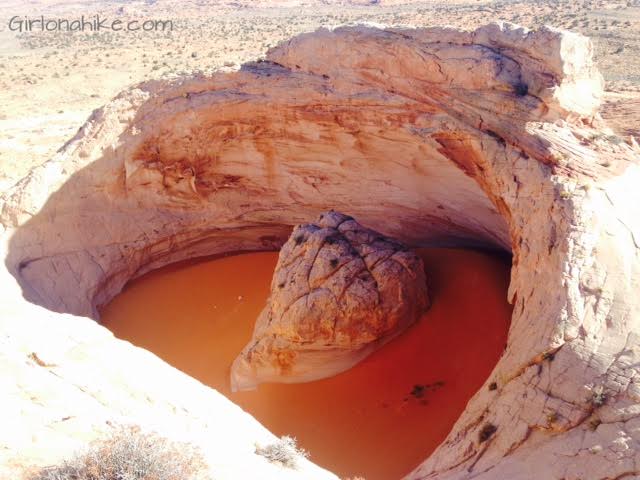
[254,435,309,469]
[31,425,208,480]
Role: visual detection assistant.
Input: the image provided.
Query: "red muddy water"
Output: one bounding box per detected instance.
[101,247,512,480]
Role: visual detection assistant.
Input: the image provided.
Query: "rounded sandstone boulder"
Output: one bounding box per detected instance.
[230,210,430,391]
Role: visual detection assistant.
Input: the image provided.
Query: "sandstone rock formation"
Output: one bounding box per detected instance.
[2,21,640,480]
[231,210,429,391]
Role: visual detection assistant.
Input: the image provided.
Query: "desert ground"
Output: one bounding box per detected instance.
[3,2,640,479]
[0,0,639,192]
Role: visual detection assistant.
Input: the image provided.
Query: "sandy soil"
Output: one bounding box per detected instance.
[1,0,639,191]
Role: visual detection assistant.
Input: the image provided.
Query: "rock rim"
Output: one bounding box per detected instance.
[1,21,639,479]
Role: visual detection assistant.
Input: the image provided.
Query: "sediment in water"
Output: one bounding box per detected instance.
[101,248,512,480]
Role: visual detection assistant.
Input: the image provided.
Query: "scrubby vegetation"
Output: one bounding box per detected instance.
[1,0,639,191]
[254,435,309,469]
[30,425,209,480]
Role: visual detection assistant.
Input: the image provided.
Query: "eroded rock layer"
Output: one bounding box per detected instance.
[231,210,429,390]
[1,21,639,480]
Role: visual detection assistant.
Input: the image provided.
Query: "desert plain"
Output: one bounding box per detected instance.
[1,0,639,191]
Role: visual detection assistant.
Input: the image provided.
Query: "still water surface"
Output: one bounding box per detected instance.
[101,248,512,480]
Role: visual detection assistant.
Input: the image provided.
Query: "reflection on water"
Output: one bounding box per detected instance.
[101,248,512,480]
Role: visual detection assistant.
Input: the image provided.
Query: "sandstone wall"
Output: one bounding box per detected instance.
[2,22,639,479]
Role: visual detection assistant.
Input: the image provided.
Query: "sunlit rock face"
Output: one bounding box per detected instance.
[1,21,640,480]
[231,210,429,391]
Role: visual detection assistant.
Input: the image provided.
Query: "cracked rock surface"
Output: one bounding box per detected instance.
[231,210,429,391]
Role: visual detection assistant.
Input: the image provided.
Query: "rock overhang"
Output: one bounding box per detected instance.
[1,21,640,480]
